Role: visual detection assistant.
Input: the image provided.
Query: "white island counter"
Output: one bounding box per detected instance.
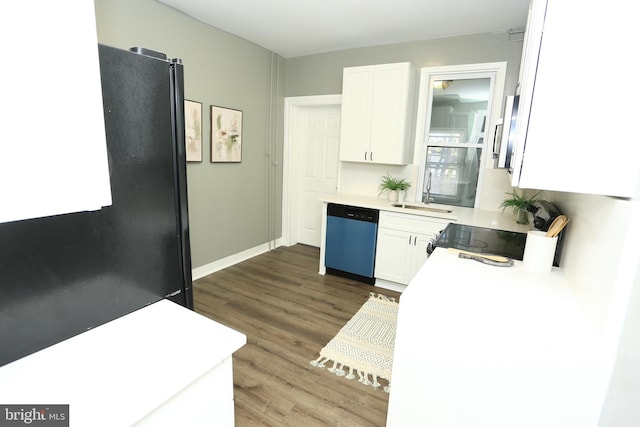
[0,300,246,427]
[387,249,608,426]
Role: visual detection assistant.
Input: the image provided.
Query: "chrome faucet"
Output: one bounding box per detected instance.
[423,171,434,204]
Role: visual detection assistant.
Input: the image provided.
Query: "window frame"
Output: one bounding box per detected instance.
[412,63,507,208]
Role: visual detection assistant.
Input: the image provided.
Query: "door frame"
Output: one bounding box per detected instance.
[282,94,342,246]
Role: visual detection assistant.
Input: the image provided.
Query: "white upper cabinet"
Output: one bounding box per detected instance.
[340,63,416,165]
[510,0,639,198]
[0,1,112,224]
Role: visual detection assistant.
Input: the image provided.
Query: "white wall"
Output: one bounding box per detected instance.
[549,194,639,331]
[599,261,640,426]
[338,163,418,200]
[545,190,640,425]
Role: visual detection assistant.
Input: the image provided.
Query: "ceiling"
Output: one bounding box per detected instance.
[156,0,531,58]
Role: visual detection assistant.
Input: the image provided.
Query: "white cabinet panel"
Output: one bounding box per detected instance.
[375,211,448,285]
[511,0,639,197]
[340,63,416,165]
[413,233,434,274]
[0,0,111,223]
[369,64,412,163]
[375,227,415,284]
[0,300,246,427]
[135,357,236,427]
[340,66,374,162]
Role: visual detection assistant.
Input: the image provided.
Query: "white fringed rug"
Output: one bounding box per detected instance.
[310,292,398,393]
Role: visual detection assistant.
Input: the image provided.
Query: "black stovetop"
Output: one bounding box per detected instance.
[434,223,527,260]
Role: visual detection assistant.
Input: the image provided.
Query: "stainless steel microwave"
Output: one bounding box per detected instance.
[493,95,519,171]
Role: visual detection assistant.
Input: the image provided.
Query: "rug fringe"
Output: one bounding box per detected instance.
[309,292,396,394]
[310,355,328,368]
[310,356,390,393]
[369,291,396,303]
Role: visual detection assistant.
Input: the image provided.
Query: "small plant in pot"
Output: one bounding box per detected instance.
[499,188,541,224]
[379,174,411,202]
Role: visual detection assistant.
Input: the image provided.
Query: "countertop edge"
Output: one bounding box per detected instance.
[0,299,247,426]
[322,193,531,233]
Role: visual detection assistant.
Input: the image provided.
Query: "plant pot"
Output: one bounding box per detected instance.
[387,190,398,202]
[516,209,529,224]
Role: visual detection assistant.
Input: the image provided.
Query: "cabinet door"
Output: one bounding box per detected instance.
[339,66,374,162]
[369,63,412,164]
[509,0,545,186]
[514,0,639,197]
[376,211,448,285]
[410,232,435,280]
[1,1,112,223]
[375,227,413,284]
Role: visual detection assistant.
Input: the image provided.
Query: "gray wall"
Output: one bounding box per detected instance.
[94,0,284,268]
[285,33,524,211]
[285,32,524,97]
[94,0,522,270]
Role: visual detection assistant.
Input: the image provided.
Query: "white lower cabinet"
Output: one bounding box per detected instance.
[375,211,449,285]
[135,356,236,427]
[0,300,246,427]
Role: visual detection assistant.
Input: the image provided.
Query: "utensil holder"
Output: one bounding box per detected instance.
[523,231,558,273]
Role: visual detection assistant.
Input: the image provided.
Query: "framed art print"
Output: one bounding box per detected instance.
[184,100,202,162]
[210,105,242,163]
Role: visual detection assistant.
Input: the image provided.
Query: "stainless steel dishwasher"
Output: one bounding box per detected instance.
[325,203,379,284]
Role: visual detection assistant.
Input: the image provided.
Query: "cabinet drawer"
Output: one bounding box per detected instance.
[379,211,449,234]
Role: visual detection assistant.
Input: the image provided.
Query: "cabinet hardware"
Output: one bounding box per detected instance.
[492,120,503,159]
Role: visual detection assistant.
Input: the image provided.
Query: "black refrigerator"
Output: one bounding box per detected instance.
[0,44,193,367]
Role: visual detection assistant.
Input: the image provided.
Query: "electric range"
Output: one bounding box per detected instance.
[434,223,527,260]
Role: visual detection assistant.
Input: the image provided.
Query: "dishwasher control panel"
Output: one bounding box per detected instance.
[327,203,379,223]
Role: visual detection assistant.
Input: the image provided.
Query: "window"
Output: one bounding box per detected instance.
[413,64,506,208]
[425,145,482,206]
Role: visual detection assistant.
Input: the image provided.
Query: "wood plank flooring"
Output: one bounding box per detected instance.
[193,244,401,427]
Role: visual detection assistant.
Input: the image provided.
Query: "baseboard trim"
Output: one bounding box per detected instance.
[374,278,407,293]
[192,239,283,281]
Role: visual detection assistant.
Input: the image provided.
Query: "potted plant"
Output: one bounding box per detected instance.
[499,188,541,224]
[379,174,411,202]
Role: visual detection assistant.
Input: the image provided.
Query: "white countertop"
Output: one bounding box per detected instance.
[0,300,246,427]
[322,193,531,233]
[387,249,608,426]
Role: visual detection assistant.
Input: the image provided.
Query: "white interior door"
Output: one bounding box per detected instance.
[297,105,340,247]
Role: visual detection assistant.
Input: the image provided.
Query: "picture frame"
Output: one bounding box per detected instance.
[184,100,203,162]
[210,105,242,163]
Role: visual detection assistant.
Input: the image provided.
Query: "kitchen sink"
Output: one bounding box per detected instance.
[391,203,453,214]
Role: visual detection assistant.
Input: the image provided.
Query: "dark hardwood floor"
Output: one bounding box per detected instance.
[193,244,401,427]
